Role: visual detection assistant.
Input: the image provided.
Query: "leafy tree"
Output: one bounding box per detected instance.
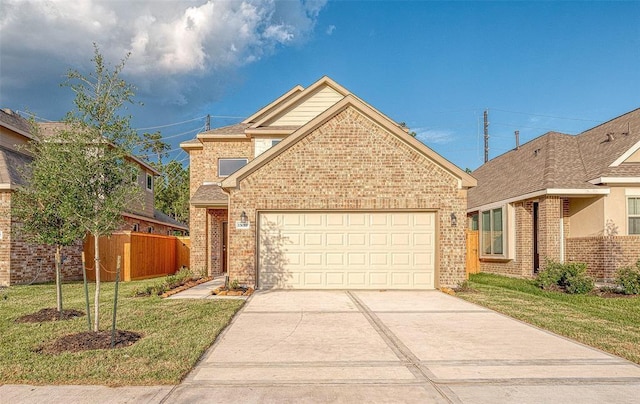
[12,123,87,316]
[60,44,142,331]
[140,133,190,224]
[155,160,190,224]
[140,131,170,164]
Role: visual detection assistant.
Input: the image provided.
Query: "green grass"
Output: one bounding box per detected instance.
[457,273,640,365]
[0,280,244,385]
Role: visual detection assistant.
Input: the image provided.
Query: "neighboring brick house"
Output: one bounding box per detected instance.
[0,109,187,286]
[181,77,476,289]
[468,108,640,281]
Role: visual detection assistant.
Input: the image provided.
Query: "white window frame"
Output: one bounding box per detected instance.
[479,205,509,259]
[218,158,248,177]
[628,197,640,235]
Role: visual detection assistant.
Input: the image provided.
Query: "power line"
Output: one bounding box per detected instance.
[135,116,206,131]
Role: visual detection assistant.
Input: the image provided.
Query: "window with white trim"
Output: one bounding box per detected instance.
[218,158,248,177]
[481,207,505,257]
[146,173,153,191]
[629,197,640,235]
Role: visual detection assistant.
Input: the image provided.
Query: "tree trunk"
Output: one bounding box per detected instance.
[93,232,100,332]
[55,246,63,317]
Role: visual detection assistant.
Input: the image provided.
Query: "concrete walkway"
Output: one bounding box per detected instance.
[3,290,640,403]
[167,290,640,403]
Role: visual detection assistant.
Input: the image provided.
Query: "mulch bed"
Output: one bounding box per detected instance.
[160,276,214,298]
[15,308,85,323]
[36,330,142,354]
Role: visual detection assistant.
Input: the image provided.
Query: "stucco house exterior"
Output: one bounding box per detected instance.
[468,108,640,281]
[181,77,476,289]
[0,108,187,286]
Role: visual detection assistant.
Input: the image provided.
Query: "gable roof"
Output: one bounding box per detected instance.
[0,108,34,139]
[222,94,476,189]
[249,76,351,130]
[243,85,304,124]
[468,108,640,209]
[0,147,32,189]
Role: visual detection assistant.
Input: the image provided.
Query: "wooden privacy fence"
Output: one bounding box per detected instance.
[84,232,190,282]
[466,229,480,277]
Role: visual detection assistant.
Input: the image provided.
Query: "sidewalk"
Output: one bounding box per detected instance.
[166,275,249,300]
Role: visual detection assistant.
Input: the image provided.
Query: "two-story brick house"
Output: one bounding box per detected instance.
[181,77,475,290]
[0,109,187,285]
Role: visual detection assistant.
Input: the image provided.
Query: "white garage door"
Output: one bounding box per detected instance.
[258,212,435,290]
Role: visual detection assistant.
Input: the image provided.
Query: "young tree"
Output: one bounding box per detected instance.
[61,45,142,331]
[12,124,87,315]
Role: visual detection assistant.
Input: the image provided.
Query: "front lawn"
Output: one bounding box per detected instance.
[0,280,243,385]
[457,273,640,365]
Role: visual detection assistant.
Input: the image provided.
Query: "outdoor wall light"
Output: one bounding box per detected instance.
[450,212,457,227]
[240,211,248,224]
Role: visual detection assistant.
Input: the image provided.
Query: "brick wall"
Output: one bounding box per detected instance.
[0,191,11,285]
[226,106,468,287]
[566,236,640,281]
[479,196,569,279]
[121,216,184,236]
[188,139,251,274]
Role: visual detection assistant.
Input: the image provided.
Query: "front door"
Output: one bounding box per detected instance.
[222,222,228,273]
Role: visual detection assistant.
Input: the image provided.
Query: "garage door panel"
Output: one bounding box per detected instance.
[259,212,435,290]
[369,272,389,286]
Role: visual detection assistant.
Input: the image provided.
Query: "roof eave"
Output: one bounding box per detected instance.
[468,187,610,212]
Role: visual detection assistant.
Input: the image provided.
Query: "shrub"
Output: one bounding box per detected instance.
[535,260,564,290]
[535,260,594,294]
[616,261,640,295]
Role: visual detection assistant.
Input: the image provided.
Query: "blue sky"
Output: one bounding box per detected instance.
[1,1,639,170]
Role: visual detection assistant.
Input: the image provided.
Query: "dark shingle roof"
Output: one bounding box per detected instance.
[200,123,250,136]
[0,109,32,135]
[0,147,32,187]
[153,209,188,230]
[468,108,640,209]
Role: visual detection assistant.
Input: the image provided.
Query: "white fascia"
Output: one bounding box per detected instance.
[609,140,640,167]
[589,177,640,185]
[467,188,610,213]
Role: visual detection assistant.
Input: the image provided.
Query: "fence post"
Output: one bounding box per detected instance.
[123,242,131,281]
[110,255,121,348]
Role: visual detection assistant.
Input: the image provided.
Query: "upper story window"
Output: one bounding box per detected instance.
[146,173,153,191]
[628,197,640,235]
[271,139,281,147]
[481,207,505,257]
[219,158,248,177]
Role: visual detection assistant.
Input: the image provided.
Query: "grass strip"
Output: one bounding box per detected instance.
[0,280,243,385]
[457,273,640,365]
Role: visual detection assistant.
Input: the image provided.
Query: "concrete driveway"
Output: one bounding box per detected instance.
[166,290,640,403]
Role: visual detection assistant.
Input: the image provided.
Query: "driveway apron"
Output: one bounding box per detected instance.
[166,290,640,403]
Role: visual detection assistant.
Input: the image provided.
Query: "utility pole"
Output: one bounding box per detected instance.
[484,109,489,163]
[206,114,211,131]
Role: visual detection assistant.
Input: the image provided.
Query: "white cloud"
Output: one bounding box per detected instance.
[0,0,328,106]
[326,25,336,35]
[415,128,456,145]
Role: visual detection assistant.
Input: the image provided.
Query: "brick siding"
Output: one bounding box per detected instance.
[566,236,640,281]
[226,106,468,287]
